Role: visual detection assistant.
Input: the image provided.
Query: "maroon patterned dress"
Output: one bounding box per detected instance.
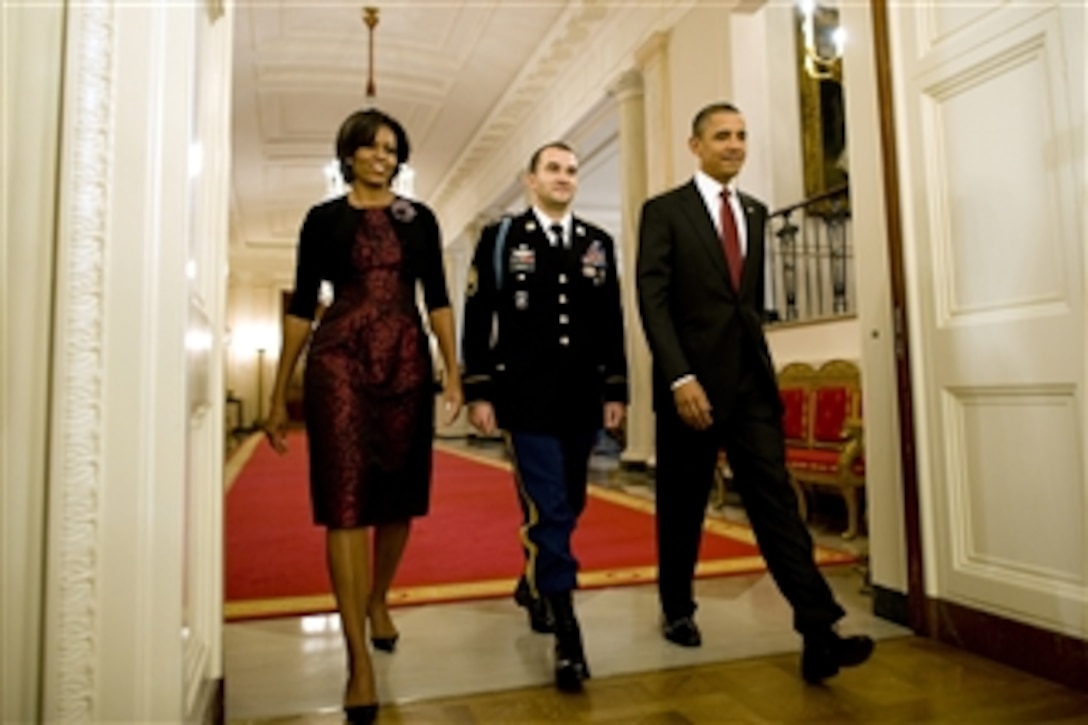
[303,208,434,528]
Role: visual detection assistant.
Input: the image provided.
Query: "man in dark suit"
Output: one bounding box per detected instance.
[636,102,873,683]
[462,141,628,692]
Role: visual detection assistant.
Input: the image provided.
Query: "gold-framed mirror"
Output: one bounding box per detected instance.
[795,3,848,211]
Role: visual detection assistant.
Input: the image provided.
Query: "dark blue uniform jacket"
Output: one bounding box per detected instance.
[462,209,628,434]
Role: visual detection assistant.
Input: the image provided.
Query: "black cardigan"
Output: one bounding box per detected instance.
[286,195,449,320]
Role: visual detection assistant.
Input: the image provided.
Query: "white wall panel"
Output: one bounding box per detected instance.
[925,2,1005,51]
[947,388,1083,582]
[838,2,909,594]
[765,318,860,368]
[923,40,1065,318]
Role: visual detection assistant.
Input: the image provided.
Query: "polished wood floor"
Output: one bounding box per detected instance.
[234,636,1088,724]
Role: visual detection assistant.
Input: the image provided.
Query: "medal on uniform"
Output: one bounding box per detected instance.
[510,244,536,273]
[581,240,607,285]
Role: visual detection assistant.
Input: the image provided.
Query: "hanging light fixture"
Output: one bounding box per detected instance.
[363,7,379,99]
[798,0,845,80]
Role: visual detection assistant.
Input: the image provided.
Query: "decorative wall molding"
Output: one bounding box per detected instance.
[430,0,613,211]
[635,30,671,69]
[609,68,645,101]
[50,2,116,719]
[205,0,224,24]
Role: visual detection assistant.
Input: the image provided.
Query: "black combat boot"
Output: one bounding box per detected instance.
[546,590,590,692]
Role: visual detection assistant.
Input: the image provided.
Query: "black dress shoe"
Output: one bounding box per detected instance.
[514,579,554,634]
[801,631,875,683]
[343,703,377,724]
[661,615,702,647]
[554,638,590,693]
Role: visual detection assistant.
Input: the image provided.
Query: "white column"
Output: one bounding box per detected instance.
[1,4,65,722]
[636,32,675,196]
[608,69,655,466]
[631,31,678,468]
[41,2,225,720]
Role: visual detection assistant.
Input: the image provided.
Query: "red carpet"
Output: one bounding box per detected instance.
[225,431,855,621]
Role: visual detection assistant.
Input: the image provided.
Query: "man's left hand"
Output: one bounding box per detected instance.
[604,402,626,431]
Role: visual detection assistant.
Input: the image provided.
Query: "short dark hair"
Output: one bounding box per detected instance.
[335,108,411,183]
[691,102,741,137]
[527,141,576,173]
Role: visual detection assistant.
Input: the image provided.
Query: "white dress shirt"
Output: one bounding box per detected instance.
[693,170,748,256]
[532,207,573,248]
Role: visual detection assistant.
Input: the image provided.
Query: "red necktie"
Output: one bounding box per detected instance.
[719,189,744,291]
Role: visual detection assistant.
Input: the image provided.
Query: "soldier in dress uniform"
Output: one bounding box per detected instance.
[461,141,628,693]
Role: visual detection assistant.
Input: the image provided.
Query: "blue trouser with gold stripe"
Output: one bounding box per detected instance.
[507,430,597,596]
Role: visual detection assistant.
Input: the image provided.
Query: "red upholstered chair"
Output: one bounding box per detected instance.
[782,359,865,539]
[712,363,814,515]
[776,362,818,521]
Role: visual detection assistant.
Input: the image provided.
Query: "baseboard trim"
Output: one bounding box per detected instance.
[188,677,224,725]
[619,459,650,473]
[929,598,1088,694]
[872,584,910,627]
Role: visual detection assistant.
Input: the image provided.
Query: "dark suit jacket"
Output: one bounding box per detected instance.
[462,209,628,434]
[636,180,779,418]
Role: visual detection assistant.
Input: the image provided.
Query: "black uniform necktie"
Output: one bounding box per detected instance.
[550,223,565,249]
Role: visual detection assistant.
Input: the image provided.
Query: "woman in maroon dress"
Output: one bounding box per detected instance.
[264,108,462,724]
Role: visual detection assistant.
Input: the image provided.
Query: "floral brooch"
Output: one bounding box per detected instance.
[390,197,417,223]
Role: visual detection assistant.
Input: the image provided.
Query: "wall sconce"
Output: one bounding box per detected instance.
[324,159,346,199]
[798,0,845,80]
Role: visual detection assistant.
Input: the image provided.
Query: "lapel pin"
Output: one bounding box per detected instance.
[526,220,537,232]
[575,224,586,236]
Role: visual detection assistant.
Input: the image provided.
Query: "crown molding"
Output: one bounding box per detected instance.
[430,1,612,210]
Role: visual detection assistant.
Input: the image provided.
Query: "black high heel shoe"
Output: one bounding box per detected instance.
[367,601,398,653]
[344,703,378,724]
[370,634,399,653]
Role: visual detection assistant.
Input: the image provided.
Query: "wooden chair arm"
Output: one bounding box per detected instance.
[837,417,864,469]
[842,416,863,437]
